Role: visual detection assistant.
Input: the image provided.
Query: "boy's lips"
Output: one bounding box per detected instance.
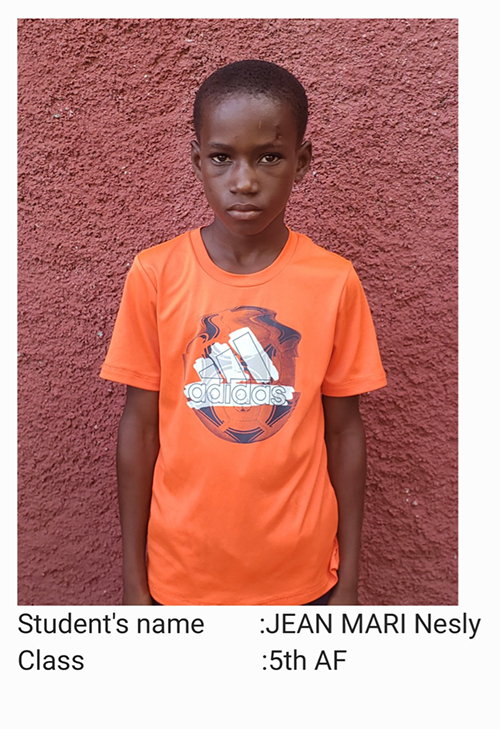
[227,204,262,220]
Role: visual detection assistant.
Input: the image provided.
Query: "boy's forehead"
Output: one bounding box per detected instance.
[200,92,297,140]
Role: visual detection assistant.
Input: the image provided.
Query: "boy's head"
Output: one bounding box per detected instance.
[191,60,312,240]
[193,59,308,145]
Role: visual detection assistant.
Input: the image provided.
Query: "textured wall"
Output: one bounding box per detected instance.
[18,18,458,605]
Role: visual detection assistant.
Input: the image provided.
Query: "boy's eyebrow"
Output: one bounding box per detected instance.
[207,142,233,150]
[207,140,287,151]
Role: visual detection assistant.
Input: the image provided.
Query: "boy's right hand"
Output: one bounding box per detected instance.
[117,386,160,608]
[122,585,154,605]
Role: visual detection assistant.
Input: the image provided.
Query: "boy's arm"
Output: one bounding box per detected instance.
[117,385,160,605]
[322,394,366,606]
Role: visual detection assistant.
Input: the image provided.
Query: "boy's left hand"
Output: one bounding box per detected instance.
[327,584,359,606]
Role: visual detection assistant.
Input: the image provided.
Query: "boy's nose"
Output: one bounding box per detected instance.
[229,162,259,194]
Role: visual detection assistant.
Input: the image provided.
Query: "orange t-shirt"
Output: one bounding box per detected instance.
[100,228,386,604]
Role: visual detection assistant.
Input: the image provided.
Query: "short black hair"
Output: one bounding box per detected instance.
[193,59,308,143]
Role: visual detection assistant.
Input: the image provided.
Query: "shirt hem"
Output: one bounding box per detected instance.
[149,574,338,606]
[100,364,160,391]
[321,373,387,397]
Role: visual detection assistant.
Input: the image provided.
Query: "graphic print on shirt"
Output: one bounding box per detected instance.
[183,306,301,443]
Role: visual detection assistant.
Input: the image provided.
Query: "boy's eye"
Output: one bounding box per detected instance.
[211,154,230,164]
[260,154,281,164]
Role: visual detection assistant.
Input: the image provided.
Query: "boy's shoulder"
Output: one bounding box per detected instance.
[134,229,193,268]
[294,230,354,275]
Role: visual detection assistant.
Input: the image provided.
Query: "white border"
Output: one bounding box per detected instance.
[7,4,498,724]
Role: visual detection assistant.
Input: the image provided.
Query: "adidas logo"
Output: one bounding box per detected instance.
[184,326,295,410]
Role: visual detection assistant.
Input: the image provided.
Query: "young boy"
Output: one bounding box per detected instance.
[100,60,386,606]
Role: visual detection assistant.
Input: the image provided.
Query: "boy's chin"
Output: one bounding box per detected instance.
[212,213,286,239]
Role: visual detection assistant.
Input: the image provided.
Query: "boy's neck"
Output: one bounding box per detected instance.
[201,217,289,275]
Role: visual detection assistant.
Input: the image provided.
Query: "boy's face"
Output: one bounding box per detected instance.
[191,94,311,239]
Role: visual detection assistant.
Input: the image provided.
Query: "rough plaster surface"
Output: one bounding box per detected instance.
[18,18,458,605]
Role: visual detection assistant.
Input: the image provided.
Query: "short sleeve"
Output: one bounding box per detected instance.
[321,264,387,397]
[100,255,161,390]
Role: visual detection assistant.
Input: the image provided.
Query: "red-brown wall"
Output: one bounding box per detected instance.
[18,18,458,605]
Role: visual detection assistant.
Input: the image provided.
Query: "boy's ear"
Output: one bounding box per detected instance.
[294,140,312,183]
[190,140,203,182]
